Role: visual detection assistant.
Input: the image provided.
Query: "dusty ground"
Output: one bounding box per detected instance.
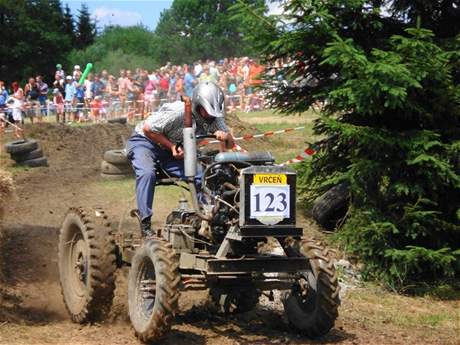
[0,116,458,345]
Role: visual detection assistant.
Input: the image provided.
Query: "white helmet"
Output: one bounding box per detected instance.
[192,81,225,118]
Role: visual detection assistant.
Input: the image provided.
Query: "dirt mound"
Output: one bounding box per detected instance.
[0,169,14,282]
[20,123,132,172]
[0,169,14,220]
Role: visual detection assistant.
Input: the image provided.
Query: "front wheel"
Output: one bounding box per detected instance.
[282,238,340,338]
[58,207,117,323]
[128,238,180,343]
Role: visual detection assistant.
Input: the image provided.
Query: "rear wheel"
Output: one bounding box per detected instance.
[283,238,340,338]
[128,238,180,343]
[58,207,117,323]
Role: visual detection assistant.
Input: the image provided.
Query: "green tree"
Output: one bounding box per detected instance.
[242,0,460,288]
[75,3,96,49]
[68,25,158,74]
[0,0,73,83]
[62,3,75,45]
[152,0,265,65]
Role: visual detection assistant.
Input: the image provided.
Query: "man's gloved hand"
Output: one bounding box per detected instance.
[171,144,184,159]
[214,130,235,149]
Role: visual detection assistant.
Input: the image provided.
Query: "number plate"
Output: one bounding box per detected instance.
[250,173,290,221]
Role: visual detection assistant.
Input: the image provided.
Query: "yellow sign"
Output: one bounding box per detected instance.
[253,174,287,185]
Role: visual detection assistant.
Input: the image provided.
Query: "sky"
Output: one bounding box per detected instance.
[65,1,284,32]
[65,0,173,31]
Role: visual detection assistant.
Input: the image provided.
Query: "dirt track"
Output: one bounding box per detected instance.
[0,122,457,345]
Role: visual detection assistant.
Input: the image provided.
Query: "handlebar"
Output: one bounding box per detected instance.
[176,134,217,150]
[196,134,217,140]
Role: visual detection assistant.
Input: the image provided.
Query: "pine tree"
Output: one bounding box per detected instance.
[63,3,75,45]
[240,0,460,289]
[75,3,96,49]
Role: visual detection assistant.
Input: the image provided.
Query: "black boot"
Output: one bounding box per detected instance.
[141,217,154,238]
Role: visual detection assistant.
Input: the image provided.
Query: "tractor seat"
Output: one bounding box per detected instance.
[214,151,274,165]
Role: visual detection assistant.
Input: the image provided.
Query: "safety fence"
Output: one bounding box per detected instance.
[8,93,267,121]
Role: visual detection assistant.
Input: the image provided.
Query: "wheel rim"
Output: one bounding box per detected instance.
[137,257,156,320]
[71,238,88,294]
[293,271,318,314]
[63,222,89,312]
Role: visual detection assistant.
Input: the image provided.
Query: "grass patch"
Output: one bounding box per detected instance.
[233,109,318,165]
[94,178,186,217]
[236,108,318,119]
[344,284,459,342]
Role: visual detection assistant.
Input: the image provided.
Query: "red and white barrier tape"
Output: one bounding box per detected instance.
[199,126,305,145]
[280,147,317,166]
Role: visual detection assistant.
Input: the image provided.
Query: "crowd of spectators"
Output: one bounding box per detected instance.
[0,57,267,135]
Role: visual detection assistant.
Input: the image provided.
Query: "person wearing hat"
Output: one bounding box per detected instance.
[55,64,65,80]
[64,76,77,122]
[52,88,65,123]
[73,65,82,81]
[125,81,234,237]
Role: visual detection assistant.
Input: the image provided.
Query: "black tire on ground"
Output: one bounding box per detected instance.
[100,160,132,175]
[209,287,260,314]
[100,173,132,180]
[19,156,48,167]
[128,238,180,343]
[107,117,127,124]
[11,148,43,162]
[5,139,38,154]
[282,238,340,338]
[58,207,117,323]
[311,183,349,230]
[104,149,128,165]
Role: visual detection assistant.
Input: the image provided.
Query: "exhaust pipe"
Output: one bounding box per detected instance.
[181,96,212,221]
[182,96,197,178]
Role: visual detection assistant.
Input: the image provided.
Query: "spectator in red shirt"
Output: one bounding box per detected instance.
[158,73,169,101]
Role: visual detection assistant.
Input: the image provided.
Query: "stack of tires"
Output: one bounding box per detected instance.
[5,139,48,167]
[101,149,133,180]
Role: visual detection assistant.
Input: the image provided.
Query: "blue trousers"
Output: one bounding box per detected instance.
[126,134,201,221]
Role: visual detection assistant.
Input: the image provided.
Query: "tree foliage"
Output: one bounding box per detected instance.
[0,0,73,82]
[75,3,96,49]
[152,0,265,65]
[242,0,460,288]
[62,3,76,45]
[67,25,158,74]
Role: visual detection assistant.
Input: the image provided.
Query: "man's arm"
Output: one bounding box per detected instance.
[142,122,184,159]
[207,117,234,149]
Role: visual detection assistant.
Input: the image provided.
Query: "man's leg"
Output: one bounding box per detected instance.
[127,136,159,236]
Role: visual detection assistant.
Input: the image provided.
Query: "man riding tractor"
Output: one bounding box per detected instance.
[126,81,235,237]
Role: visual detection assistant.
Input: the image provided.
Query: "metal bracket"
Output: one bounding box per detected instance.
[215,225,241,258]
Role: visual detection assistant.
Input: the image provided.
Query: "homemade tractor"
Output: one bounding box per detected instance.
[58,99,340,342]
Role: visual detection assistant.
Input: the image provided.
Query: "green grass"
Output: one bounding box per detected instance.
[251,122,308,132]
[95,178,186,214]
[346,284,459,334]
[233,109,318,166]
[236,108,318,119]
